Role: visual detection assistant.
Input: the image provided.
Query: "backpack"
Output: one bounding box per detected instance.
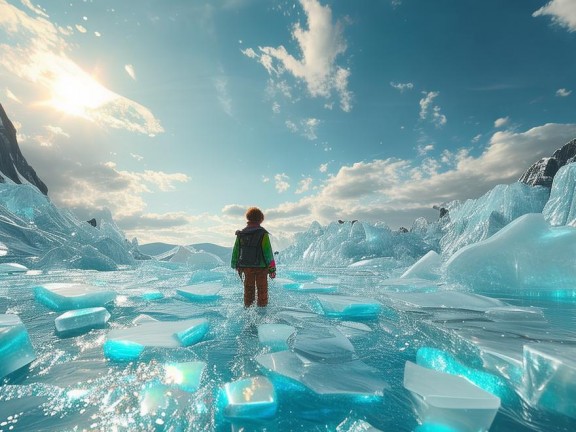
[236,228,266,267]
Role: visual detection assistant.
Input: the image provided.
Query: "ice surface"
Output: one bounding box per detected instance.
[220,376,277,419]
[315,294,382,319]
[34,282,116,311]
[0,314,36,378]
[188,269,226,284]
[257,323,296,351]
[522,343,576,418]
[543,163,576,226]
[104,317,209,361]
[404,361,500,432]
[176,282,222,301]
[164,361,206,392]
[445,213,576,292]
[54,307,111,335]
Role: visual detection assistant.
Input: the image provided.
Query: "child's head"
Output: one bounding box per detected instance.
[246,207,264,223]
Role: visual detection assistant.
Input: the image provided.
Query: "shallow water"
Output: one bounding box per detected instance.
[1,264,575,431]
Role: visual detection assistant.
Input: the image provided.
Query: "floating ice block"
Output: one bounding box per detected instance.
[523,343,576,418]
[177,283,222,301]
[274,278,300,290]
[104,318,209,361]
[284,270,316,282]
[164,361,206,392]
[141,291,164,301]
[404,361,500,432]
[315,294,381,319]
[188,270,225,284]
[54,307,111,335]
[221,376,277,419]
[257,323,296,351]
[256,350,387,397]
[0,263,28,274]
[292,323,356,363]
[298,282,337,293]
[34,283,116,311]
[0,314,36,378]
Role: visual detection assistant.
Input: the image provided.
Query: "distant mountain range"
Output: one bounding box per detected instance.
[0,103,48,195]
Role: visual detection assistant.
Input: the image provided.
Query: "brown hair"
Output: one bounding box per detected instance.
[246,207,264,223]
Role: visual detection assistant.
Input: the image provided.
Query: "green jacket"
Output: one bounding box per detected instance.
[231,225,275,271]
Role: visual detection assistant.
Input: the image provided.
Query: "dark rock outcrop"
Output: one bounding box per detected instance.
[0,103,48,195]
[519,138,576,187]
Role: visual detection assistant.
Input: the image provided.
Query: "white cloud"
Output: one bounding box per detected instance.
[417,144,434,155]
[533,0,576,32]
[244,0,352,111]
[214,74,233,116]
[285,117,321,140]
[319,162,328,173]
[20,0,48,17]
[556,88,572,97]
[274,173,290,193]
[0,1,163,136]
[494,116,509,128]
[6,88,21,103]
[295,177,313,194]
[75,24,87,34]
[125,64,137,80]
[390,81,414,92]
[419,91,447,127]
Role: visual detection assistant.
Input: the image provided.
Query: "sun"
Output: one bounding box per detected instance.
[47,65,116,119]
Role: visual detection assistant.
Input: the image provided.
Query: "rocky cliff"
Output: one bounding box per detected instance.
[519,138,576,187]
[0,103,48,195]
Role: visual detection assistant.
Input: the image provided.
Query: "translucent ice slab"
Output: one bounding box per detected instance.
[176,283,222,301]
[0,262,28,274]
[220,376,277,419]
[292,323,356,363]
[141,291,164,301]
[258,323,296,351]
[283,270,316,282]
[522,343,576,419]
[0,314,36,378]
[256,350,387,397]
[188,269,225,284]
[104,317,209,361]
[164,361,206,392]
[298,282,338,293]
[384,291,506,312]
[315,294,382,319]
[404,361,500,432]
[34,283,116,311]
[54,307,111,335]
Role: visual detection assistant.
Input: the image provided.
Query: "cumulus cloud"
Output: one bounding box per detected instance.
[556,88,572,97]
[295,177,313,194]
[419,91,447,127]
[242,0,352,111]
[533,0,576,32]
[274,173,290,193]
[0,0,163,136]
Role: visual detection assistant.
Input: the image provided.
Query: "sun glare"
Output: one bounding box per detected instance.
[48,70,115,119]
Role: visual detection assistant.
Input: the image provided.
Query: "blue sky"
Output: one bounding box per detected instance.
[1,0,575,248]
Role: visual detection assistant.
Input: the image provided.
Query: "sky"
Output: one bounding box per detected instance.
[1,0,575,249]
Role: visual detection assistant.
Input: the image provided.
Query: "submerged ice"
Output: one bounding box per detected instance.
[2,165,576,431]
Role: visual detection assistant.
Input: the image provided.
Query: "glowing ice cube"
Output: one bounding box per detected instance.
[54,307,111,335]
[221,376,277,419]
[34,283,115,311]
[0,314,36,378]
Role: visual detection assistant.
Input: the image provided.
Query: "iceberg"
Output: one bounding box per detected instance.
[0,314,36,378]
[34,282,116,311]
[219,376,277,419]
[445,213,576,293]
[543,163,576,226]
[403,361,501,432]
[400,250,441,280]
[54,307,111,335]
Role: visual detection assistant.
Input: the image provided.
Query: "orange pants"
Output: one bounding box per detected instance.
[240,267,269,307]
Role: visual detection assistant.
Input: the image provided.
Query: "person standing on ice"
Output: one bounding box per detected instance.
[231,207,276,307]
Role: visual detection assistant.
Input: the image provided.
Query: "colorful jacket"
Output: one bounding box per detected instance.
[231,224,276,273]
